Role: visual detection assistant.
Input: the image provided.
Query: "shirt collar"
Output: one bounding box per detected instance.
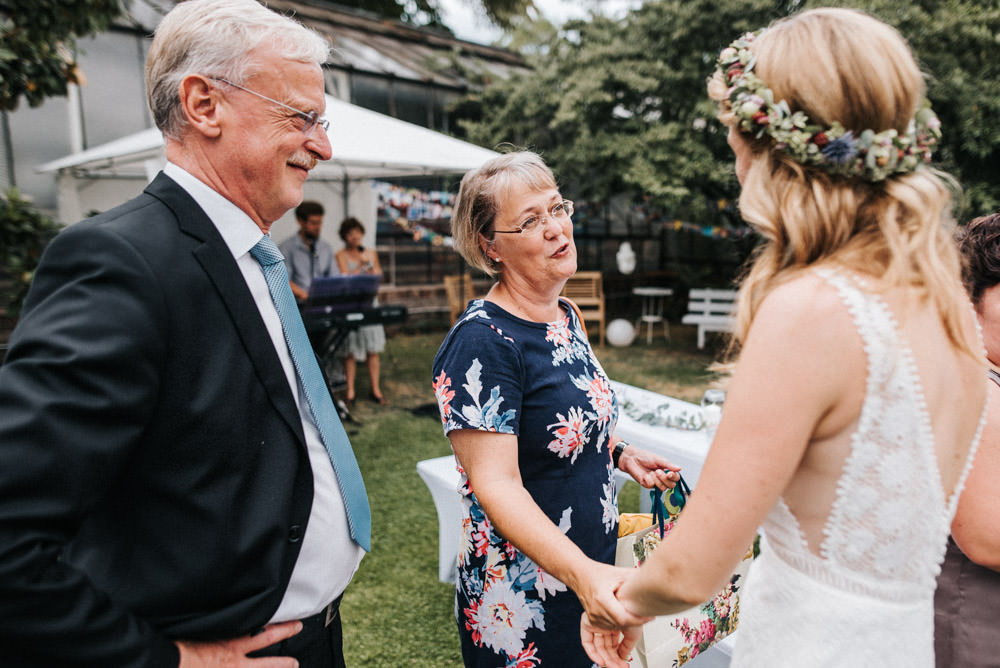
[163,161,265,258]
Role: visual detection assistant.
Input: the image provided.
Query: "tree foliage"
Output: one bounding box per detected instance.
[0,0,127,111]
[455,0,1000,224]
[0,189,61,317]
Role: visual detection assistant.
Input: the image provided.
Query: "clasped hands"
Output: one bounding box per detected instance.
[578,450,679,667]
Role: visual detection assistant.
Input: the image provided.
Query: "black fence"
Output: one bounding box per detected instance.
[375,222,756,322]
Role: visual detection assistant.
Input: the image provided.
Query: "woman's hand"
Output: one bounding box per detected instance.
[580,612,641,668]
[617,444,680,490]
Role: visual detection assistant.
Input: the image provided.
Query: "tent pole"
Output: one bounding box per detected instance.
[342,175,349,217]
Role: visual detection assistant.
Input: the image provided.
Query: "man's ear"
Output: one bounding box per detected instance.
[178,74,223,138]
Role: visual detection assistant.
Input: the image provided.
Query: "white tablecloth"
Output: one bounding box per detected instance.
[611,381,712,498]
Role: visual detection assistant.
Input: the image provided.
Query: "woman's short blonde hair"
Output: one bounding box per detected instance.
[451,150,558,276]
[708,8,970,357]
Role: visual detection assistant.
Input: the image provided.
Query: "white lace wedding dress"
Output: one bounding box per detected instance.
[730,269,985,667]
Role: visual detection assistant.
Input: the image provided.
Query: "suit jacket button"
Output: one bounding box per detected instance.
[287,525,303,542]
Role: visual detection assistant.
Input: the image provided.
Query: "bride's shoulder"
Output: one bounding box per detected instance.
[755,270,849,327]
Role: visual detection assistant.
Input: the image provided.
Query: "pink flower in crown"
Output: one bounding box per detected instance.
[545,316,573,348]
[432,370,455,423]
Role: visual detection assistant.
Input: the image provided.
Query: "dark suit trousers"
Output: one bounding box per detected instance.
[248,611,346,668]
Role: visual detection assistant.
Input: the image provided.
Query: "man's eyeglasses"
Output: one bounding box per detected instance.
[210,77,329,136]
[494,199,574,236]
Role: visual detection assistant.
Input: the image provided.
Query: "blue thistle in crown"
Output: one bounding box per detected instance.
[821,132,858,166]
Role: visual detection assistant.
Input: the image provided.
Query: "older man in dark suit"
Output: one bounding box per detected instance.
[0,1,370,666]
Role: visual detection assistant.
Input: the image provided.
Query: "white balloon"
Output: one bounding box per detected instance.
[606,318,636,347]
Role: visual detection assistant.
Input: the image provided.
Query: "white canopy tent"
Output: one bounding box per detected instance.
[37,95,498,251]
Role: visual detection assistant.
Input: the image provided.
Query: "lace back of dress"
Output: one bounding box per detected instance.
[811,270,948,590]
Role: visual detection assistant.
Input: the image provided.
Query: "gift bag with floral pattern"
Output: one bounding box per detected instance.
[615,480,759,667]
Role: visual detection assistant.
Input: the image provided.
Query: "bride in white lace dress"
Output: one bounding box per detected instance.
[581,8,988,667]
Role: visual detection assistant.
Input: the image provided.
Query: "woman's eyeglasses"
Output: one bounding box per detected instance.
[494,199,574,236]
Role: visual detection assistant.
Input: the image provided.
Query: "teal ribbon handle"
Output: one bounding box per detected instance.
[649,472,692,539]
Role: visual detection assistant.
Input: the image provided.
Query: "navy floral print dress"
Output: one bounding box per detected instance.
[432,298,619,667]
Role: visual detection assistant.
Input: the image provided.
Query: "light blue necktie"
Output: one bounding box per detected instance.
[250,235,371,551]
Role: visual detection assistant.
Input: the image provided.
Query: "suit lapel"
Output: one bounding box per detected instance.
[144,174,307,446]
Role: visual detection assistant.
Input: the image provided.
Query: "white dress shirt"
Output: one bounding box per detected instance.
[164,163,363,623]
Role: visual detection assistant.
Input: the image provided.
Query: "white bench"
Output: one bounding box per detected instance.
[681,288,738,349]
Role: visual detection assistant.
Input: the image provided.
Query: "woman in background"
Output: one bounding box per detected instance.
[336,216,387,405]
[581,9,986,667]
[935,212,1000,667]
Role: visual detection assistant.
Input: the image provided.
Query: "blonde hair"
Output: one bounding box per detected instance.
[451,150,558,277]
[709,8,970,358]
[146,0,330,140]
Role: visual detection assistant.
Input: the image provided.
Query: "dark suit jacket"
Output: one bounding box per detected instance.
[0,174,318,667]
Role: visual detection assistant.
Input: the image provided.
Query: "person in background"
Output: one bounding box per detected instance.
[934,212,1000,667]
[0,0,370,665]
[335,216,387,406]
[433,150,678,667]
[281,199,338,302]
[581,9,986,668]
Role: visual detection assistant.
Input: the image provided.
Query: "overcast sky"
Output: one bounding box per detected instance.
[435,0,645,44]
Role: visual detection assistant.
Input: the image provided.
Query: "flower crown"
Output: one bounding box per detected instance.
[717,31,942,182]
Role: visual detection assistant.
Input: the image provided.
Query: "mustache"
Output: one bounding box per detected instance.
[288,152,318,171]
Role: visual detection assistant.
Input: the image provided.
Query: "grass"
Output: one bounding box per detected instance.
[338,325,722,666]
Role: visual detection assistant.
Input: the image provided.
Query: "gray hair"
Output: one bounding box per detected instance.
[451,150,557,276]
[146,0,330,140]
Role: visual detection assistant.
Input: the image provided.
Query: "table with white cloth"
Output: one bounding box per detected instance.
[610,380,710,506]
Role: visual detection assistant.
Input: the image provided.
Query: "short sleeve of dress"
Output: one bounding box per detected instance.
[432,318,523,437]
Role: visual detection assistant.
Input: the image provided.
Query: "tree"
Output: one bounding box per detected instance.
[0,0,127,111]
[455,0,786,224]
[455,0,1000,225]
[0,189,61,317]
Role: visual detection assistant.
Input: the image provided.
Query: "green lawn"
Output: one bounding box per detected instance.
[339,326,721,666]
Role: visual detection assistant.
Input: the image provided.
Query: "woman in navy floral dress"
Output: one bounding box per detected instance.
[432,151,679,667]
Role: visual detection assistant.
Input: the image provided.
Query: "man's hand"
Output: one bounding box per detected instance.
[176,620,302,667]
